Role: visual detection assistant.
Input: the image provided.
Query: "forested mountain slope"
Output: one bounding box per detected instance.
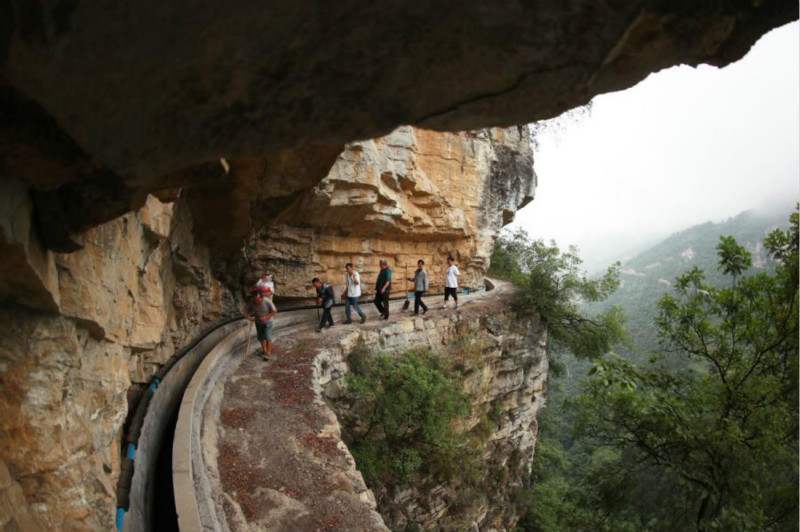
[585,207,790,359]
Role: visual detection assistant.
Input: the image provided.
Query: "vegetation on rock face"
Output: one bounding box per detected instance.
[507,209,799,532]
[490,229,625,369]
[343,346,482,488]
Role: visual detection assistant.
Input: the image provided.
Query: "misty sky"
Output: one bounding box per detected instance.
[511,22,799,273]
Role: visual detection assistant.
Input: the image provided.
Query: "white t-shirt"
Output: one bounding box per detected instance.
[445,265,460,288]
[345,271,362,298]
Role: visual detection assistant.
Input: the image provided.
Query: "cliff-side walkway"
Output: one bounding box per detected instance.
[175,284,511,532]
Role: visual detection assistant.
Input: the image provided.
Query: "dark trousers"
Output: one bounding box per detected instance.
[414,291,427,313]
[319,307,334,329]
[444,287,458,302]
[374,290,390,317]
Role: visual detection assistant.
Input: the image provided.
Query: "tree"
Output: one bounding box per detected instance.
[490,229,625,362]
[574,210,799,532]
[344,348,475,486]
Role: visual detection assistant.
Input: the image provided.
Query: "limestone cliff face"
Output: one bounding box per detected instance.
[247,125,534,298]
[0,124,533,531]
[1,2,794,250]
[0,195,237,531]
[317,297,548,531]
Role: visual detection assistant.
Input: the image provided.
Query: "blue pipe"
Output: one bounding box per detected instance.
[116,507,125,531]
[126,444,136,461]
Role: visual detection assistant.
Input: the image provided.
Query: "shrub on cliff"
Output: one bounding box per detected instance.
[344,347,482,487]
[490,229,626,362]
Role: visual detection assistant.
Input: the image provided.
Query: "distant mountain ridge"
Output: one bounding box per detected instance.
[585,207,792,360]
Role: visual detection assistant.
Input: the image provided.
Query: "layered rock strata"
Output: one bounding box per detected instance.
[0,194,237,531]
[320,292,548,531]
[1,2,794,262]
[247,125,534,298]
[0,122,533,531]
[1,2,796,247]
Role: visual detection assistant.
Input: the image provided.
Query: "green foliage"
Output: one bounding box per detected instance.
[516,208,798,532]
[585,208,790,363]
[489,229,625,360]
[345,348,480,487]
[572,209,799,532]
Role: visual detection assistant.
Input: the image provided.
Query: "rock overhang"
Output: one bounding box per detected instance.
[0,1,796,252]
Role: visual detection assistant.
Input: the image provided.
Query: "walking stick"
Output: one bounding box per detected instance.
[244,320,254,362]
[402,266,411,311]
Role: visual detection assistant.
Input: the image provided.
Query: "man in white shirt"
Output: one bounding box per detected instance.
[343,263,367,324]
[442,256,460,310]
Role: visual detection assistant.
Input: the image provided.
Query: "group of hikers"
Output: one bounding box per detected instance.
[244,257,461,361]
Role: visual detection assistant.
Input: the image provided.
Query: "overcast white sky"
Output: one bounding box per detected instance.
[511,22,799,273]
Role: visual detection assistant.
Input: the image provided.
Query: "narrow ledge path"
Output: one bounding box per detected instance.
[175,282,510,532]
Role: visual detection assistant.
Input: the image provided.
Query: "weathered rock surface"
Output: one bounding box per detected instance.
[0,5,795,529]
[199,281,543,532]
[247,125,534,298]
[0,121,531,530]
[317,292,548,531]
[1,2,795,250]
[0,194,238,531]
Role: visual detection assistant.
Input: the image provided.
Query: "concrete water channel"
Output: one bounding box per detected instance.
[118,284,499,531]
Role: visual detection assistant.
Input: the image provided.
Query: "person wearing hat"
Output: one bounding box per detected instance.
[374,259,392,320]
[312,277,336,331]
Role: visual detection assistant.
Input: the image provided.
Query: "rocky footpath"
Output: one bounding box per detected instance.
[246,125,535,298]
[0,6,795,527]
[198,282,546,532]
[0,123,534,531]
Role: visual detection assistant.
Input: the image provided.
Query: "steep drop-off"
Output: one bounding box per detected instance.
[0,4,796,530]
[0,125,533,531]
[325,298,548,531]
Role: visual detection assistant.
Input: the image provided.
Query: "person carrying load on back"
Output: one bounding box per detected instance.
[374,259,392,320]
[407,259,429,314]
[312,277,336,332]
[343,263,367,324]
[442,256,460,310]
[245,291,278,360]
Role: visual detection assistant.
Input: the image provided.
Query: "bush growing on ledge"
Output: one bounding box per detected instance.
[344,347,482,487]
[490,229,626,362]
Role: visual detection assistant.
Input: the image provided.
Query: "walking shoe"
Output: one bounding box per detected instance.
[441,305,448,310]
[344,319,353,324]
[454,305,460,310]
[383,314,389,320]
[423,308,428,314]
[360,315,367,324]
